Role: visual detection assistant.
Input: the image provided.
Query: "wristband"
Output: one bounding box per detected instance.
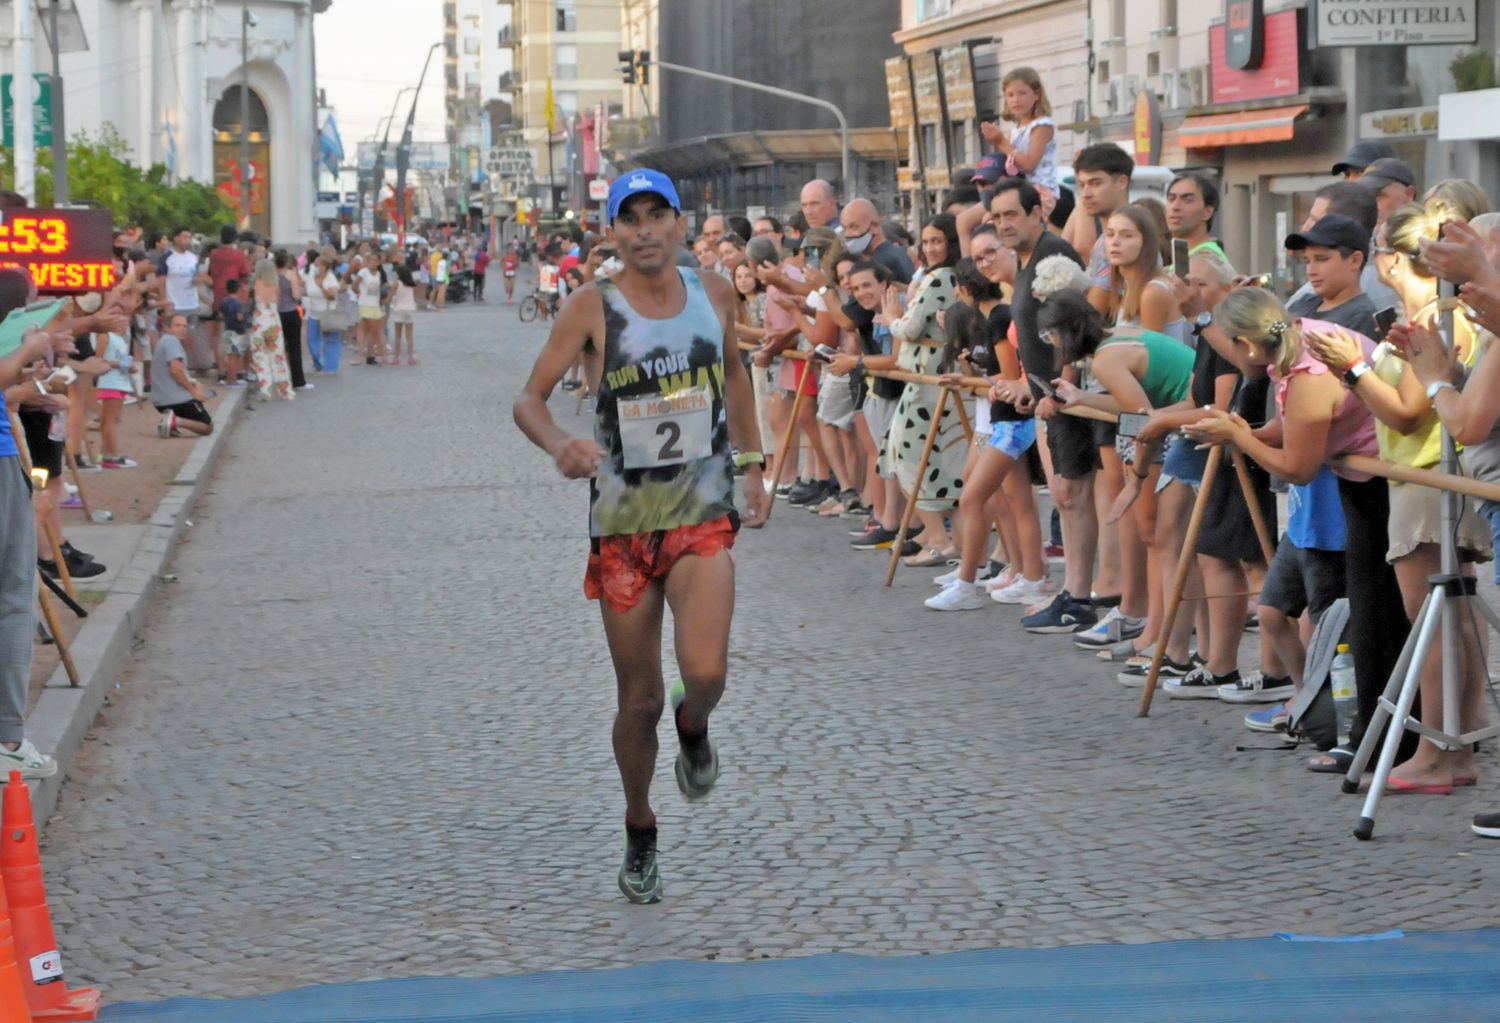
[1342,361,1370,388]
[1425,379,1456,401]
[735,451,766,469]
[34,380,48,397]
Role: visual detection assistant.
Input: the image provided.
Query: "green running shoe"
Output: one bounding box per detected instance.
[670,680,719,798]
[618,825,662,904]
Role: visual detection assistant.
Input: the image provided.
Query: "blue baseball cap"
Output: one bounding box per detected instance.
[608,168,681,222]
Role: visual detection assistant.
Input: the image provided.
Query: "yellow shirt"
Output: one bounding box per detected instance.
[1372,316,1480,468]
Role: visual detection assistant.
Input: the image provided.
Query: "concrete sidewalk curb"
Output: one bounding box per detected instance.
[25,387,247,830]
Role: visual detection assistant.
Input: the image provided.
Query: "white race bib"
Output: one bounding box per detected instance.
[618,386,713,470]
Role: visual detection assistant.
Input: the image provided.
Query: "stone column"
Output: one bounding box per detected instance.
[134,0,155,168]
[294,4,317,241]
[171,0,196,179]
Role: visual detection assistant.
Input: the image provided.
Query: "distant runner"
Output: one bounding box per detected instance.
[513,169,771,904]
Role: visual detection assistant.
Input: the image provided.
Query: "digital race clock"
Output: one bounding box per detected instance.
[0,208,118,295]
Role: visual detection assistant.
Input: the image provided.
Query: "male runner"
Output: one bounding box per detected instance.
[514,169,771,904]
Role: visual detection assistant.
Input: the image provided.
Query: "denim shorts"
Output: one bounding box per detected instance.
[987,418,1038,460]
[1480,500,1500,584]
[1157,434,1209,493]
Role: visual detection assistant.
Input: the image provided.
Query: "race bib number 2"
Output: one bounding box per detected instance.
[618,386,713,469]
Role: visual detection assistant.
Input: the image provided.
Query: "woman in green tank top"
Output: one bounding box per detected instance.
[1039,289,1193,665]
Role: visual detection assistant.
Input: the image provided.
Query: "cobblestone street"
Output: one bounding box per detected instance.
[38,290,1500,1004]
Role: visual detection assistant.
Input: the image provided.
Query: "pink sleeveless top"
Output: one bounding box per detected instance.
[1270,318,1379,481]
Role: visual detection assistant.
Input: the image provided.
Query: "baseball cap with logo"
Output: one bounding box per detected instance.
[972,154,1006,185]
[608,168,682,223]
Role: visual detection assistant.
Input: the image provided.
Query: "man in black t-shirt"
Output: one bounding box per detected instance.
[1283,214,1378,337]
[986,178,1101,633]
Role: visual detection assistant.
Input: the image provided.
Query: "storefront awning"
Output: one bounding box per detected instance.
[1178,104,1310,148]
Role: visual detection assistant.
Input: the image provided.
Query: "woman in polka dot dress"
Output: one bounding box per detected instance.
[878,214,968,566]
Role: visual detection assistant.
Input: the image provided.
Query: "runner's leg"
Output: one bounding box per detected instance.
[600,585,666,827]
[665,548,734,736]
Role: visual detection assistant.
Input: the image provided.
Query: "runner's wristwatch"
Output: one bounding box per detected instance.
[1426,379,1456,401]
[1342,361,1370,388]
[735,451,766,469]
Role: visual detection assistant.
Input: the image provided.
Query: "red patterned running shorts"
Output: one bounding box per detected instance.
[585,515,738,614]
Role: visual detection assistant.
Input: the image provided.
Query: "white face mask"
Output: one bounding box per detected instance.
[844,230,873,255]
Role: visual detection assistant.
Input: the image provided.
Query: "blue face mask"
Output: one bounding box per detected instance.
[844,229,873,255]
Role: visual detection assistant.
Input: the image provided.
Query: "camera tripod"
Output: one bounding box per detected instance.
[1344,301,1500,839]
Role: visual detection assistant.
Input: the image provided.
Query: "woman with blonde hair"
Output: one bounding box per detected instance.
[1301,202,1491,789]
[1184,287,1410,773]
[248,257,294,401]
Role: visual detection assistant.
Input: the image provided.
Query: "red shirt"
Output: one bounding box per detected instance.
[502,254,518,273]
[208,246,251,311]
[559,254,580,277]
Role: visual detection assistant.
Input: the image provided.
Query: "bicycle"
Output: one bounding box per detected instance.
[517,289,559,324]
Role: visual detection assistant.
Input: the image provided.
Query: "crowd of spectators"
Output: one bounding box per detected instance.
[647,67,1500,838]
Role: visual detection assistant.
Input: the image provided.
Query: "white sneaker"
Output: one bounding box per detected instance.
[991,576,1047,605]
[924,580,988,611]
[933,568,967,587]
[983,570,1020,592]
[0,739,57,780]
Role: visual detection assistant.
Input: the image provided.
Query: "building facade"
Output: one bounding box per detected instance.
[893,0,1089,215]
[445,0,485,214]
[1087,0,1499,280]
[614,0,903,219]
[0,0,327,242]
[484,0,623,213]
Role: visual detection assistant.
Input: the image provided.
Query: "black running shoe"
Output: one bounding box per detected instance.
[39,557,105,580]
[618,824,662,904]
[786,479,826,506]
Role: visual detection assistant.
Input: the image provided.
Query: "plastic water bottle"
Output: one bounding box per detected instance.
[1330,643,1357,743]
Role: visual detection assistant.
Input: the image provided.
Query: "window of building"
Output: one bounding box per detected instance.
[1098,59,1110,84]
[555,0,576,32]
[915,0,951,20]
[555,44,577,81]
[1147,51,1160,76]
[465,70,480,89]
[557,91,578,118]
[464,36,480,55]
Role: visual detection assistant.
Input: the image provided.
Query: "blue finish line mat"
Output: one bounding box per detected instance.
[100,929,1500,1022]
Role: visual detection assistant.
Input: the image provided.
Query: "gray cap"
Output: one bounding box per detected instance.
[1332,140,1397,176]
[1358,157,1417,191]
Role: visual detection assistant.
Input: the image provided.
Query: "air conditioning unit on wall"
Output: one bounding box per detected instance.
[1181,65,1208,108]
[1109,75,1142,116]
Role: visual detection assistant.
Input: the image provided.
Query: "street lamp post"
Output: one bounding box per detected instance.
[370,86,416,233]
[393,42,441,246]
[47,0,67,205]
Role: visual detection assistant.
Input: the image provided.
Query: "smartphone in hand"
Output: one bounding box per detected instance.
[1373,306,1398,340]
[1117,411,1151,439]
[1172,239,1191,281]
[813,344,837,363]
[1027,372,1057,399]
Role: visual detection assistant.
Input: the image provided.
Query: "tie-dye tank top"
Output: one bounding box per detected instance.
[590,268,735,537]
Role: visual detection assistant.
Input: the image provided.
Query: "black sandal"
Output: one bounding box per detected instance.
[1307,743,1355,774]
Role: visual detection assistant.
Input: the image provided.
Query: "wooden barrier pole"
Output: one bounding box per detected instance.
[765,356,813,523]
[1334,454,1500,504]
[886,386,951,587]
[36,587,79,687]
[7,412,75,600]
[1231,449,1277,565]
[62,438,95,519]
[1138,445,1223,717]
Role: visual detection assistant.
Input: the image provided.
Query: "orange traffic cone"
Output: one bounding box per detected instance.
[1,772,98,1022]
[0,867,33,1023]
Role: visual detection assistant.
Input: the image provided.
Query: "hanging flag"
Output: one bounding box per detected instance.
[580,111,599,176]
[318,112,345,176]
[545,78,557,135]
[564,116,576,177]
[164,122,177,180]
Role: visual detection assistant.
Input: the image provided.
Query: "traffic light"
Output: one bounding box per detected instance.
[618,49,650,85]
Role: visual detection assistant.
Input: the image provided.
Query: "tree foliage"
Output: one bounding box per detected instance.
[2,125,234,238]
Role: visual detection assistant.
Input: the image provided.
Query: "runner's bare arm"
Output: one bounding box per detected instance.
[513,283,608,478]
[702,271,770,527]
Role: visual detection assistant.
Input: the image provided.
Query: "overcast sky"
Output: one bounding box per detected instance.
[315,2,448,153]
